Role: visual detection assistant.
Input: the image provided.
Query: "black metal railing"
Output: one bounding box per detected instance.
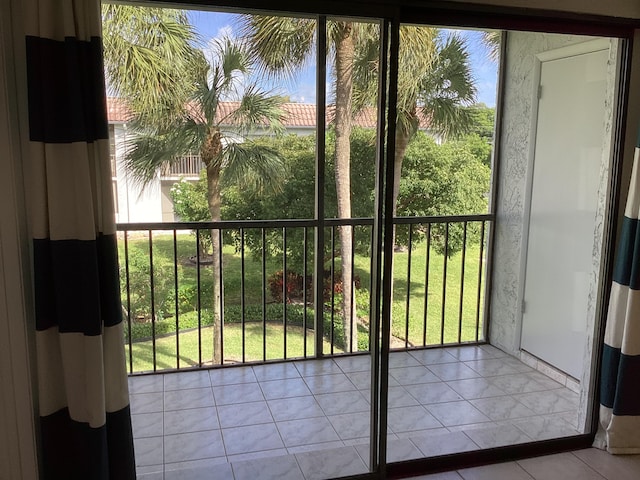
[117,214,492,374]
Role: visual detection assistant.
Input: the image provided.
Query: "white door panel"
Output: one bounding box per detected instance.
[521,46,608,379]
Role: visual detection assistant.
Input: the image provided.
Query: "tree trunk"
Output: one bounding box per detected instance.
[392,126,412,220]
[203,129,223,365]
[334,23,358,352]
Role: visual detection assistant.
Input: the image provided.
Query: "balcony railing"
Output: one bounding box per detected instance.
[117,214,492,374]
[161,154,205,177]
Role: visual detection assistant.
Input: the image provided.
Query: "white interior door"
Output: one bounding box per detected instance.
[520,42,609,380]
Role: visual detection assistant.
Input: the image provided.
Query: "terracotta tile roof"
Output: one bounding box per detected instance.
[106,98,428,129]
[107,97,131,123]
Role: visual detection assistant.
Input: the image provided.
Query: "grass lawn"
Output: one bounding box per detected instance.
[126,322,337,373]
[386,242,485,346]
[119,231,487,372]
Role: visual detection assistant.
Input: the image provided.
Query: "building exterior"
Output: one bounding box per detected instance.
[107,98,426,223]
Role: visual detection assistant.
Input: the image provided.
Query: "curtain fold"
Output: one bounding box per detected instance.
[596,131,640,454]
[23,1,136,478]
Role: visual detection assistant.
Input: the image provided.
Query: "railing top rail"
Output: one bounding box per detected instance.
[393,213,494,224]
[116,213,493,232]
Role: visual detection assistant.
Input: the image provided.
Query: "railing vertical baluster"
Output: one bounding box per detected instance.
[173,230,180,369]
[458,222,468,343]
[282,227,287,359]
[440,223,449,345]
[218,228,224,365]
[350,227,356,353]
[303,227,308,358]
[330,226,336,355]
[404,225,413,348]
[422,224,431,347]
[196,229,202,366]
[369,224,375,352]
[262,228,267,361]
[476,221,487,342]
[240,228,246,363]
[148,230,157,372]
[124,232,133,373]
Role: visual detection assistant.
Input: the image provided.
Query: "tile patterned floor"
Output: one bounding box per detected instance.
[411,448,640,480]
[130,345,583,480]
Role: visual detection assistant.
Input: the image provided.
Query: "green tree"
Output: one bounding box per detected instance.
[395,132,491,253]
[221,130,490,261]
[103,5,286,364]
[221,128,377,272]
[352,29,477,335]
[170,174,212,254]
[463,103,496,140]
[453,104,496,166]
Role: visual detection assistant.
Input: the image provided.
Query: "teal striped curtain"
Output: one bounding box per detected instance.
[23,0,135,477]
[597,131,640,454]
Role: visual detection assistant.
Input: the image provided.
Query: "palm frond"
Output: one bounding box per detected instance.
[192,68,220,127]
[237,14,316,81]
[102,5,201,113]
[206,37,252,94]
[351,24,381,112]
[482,30,501,63]
[230,84,286,136]
[418,33,477,139]
[124,118,205,188]
[220,142,286,196]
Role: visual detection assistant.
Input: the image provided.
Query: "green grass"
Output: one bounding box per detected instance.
[125,321,338,373]
[119,231,486,372]
[386,243,485,346]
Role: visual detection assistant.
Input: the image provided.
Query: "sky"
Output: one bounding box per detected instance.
[188,10,498,107]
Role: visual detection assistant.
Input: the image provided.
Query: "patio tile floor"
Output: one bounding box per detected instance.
[130,345,582,480]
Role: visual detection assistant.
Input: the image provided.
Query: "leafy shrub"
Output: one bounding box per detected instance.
[267,269,362,304]
[170,175,212,254]
[267,270,309,303]
[120,245,177,321]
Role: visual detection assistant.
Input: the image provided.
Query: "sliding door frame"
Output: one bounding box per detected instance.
[113,1,638,478]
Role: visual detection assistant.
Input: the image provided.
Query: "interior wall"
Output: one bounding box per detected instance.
[441,0,640,20]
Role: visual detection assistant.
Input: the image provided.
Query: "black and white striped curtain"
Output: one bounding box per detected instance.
[597,131,640,454]
[24,1,135,477]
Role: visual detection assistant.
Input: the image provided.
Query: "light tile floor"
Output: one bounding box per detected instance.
[130,344,585,480]
[411,448,640,480]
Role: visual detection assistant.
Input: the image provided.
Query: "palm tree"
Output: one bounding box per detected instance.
[240,16,361,352]
[103,6,286,364]
[353,28,476,344]
[354,28,477,221]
